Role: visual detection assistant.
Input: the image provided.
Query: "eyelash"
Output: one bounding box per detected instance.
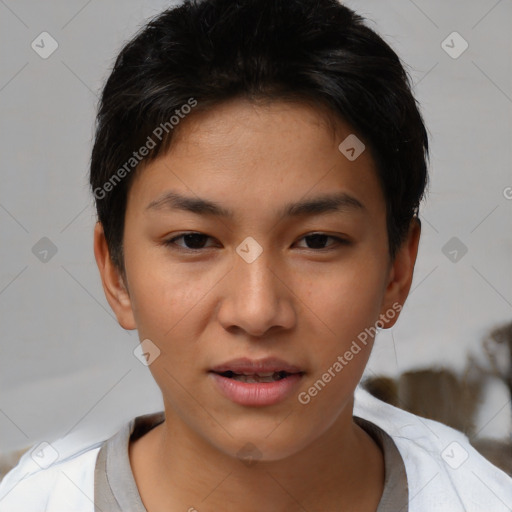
[162,232,350,252]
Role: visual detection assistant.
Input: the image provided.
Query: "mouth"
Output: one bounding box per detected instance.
[208,357,305,406]
[209,356,305,381]
[213,370,301,383]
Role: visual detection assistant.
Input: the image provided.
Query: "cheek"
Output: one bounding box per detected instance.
[132,275,206,335]
[127,264,212,393]
[125,246,214,339]
[301,258,387,342]
[294,263,386,417]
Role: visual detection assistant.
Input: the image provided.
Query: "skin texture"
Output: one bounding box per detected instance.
[94,98,421,512]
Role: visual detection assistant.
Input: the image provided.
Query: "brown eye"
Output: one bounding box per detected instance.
[164,232,217,251]
[296,233,349,250]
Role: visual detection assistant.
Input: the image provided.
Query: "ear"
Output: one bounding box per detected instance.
[378,217,421,329]
[93,221,137,330]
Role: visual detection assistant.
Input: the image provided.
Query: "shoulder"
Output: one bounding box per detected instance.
[0,428,109,512]
[354,385,512,512]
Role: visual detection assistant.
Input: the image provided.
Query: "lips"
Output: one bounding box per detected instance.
[216,370,291,383]
[208,357,305,406]
[209,357,304,378]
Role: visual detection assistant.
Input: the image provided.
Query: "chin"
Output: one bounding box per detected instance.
[207,422,315,464]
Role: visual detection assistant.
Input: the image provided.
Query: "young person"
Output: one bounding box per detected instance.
[1,0,511,510]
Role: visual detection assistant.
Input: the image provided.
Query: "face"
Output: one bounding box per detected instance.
[95,98,419,462]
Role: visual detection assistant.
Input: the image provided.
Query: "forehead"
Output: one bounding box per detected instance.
[127,98,384,219]
[166,97,345,155]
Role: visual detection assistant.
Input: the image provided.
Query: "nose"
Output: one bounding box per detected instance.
[217,247,296,337]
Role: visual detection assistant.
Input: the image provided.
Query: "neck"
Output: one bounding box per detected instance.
[130,400,384,512]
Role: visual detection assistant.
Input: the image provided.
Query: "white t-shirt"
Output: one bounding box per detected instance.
[1,386,511,511]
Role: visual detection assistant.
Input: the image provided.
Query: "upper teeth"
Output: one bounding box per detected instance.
[239,371,278,376]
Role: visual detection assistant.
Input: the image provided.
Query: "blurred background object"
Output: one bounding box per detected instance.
[362,320,512,476]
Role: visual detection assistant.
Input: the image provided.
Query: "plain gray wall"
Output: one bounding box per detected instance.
[1,0,511,455]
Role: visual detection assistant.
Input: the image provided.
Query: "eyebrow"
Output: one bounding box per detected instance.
[145,190,365,219]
